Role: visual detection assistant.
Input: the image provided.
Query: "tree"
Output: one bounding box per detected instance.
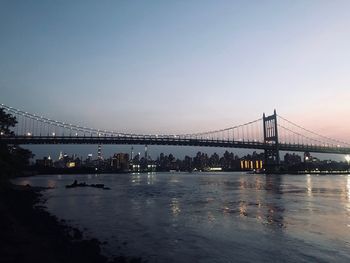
[0,108,17,136]
[0,108,33,183]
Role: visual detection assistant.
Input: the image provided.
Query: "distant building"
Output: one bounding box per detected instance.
[66,161,76,168]
[304,152,319,163]
[284,153,302,166]
[304,152,311,162]
[111,153,129,171]
[97,145,103,160]
[36,156,53,167]
[240,159,263,170]
[239,152,264,170]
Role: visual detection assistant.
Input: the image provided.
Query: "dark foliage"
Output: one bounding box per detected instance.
[0,108,17,136]
[0,108,34,182]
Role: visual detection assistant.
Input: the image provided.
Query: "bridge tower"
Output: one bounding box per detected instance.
[263,110,280,171]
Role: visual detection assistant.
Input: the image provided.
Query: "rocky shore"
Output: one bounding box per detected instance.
[0,183,142,263]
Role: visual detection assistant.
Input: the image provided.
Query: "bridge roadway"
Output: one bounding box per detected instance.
[1,135,350,155]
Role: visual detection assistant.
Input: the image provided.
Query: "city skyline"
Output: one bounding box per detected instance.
[1,1,350,155]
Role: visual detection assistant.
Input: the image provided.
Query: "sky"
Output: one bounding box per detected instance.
[1,0,349,160]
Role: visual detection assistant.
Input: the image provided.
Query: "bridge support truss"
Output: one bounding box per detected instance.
[263,110,280,172]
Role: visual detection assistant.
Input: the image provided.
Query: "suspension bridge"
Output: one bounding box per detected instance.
[1,104,349,168]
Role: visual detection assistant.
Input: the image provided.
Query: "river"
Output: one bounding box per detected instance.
[14,172,350,262]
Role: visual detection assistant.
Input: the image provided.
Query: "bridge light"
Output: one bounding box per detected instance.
[345,155,350,163]
[0,131,4,135]
[52,132,56,136]
[27,132,31,136]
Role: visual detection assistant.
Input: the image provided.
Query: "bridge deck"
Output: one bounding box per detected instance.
[1,136,349,155]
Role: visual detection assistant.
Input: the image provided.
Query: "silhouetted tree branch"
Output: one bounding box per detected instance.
[0,108,34,183]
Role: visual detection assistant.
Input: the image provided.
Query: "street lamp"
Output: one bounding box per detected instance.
[345,155,350,171]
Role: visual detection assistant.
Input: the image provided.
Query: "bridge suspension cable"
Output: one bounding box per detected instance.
[0,104,263,143]
[181,118,263,142]
[277,115,350,148]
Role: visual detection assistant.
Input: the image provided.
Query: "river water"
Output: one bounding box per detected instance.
[14,172,350,262]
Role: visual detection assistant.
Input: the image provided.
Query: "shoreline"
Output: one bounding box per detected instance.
[0,183,142,263]
[21,168,350,177]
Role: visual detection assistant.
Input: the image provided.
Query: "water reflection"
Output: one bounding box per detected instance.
[47,179,56,188]
[265,175,283,194]
[131,174,141,185]
[254,176,264,190]
[147,173,156,185]
[238,201,248,217]
[11,173,350,263]
[265,175,285,228]
[170,198,181,216]
[207,211,215,222]
[239,177,245,190]
[221,175,285,228]
[306,174,312,197]
[346,175,350,201]
[347,176,350,228]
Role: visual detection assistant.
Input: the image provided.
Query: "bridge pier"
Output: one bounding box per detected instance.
[263,110,281,173]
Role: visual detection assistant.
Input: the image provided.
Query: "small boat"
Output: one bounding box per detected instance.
[65,180,110,190]
[65,180,87,188]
